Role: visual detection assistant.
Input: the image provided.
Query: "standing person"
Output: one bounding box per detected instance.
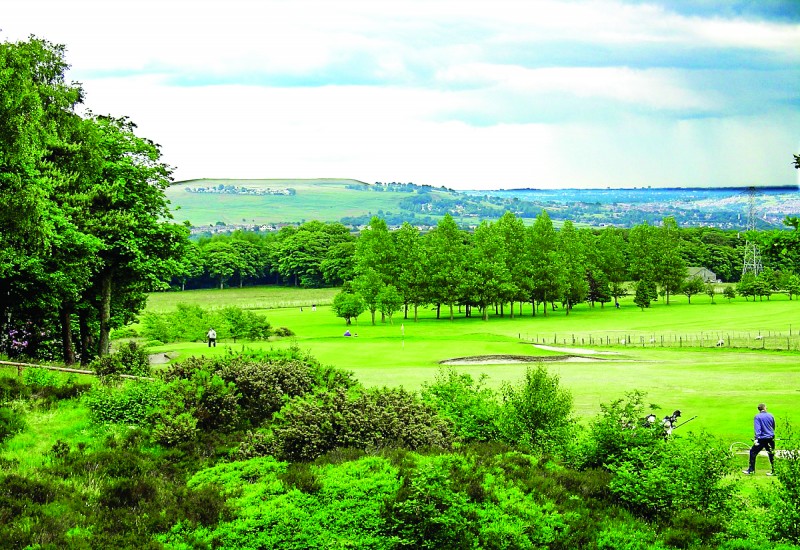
[207,327,217,347]
[743,403,775,475]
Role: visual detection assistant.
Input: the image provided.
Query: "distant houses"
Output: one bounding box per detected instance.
[687,266,718,283]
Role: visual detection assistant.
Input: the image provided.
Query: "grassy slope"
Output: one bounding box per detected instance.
[167,179,416,226]
[141,287,800,444]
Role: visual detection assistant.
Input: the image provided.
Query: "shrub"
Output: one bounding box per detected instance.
[497,364,575,455]
[771,422,800,544]
[22,367,59,389]
[0,407,26,444]
[274,327,294,337]
[83,380,165,425]
[0,375,30,401]
[89,341,151,378]
[151,412,199,447]
[582,390,664,469]
[607,431,736,523]
[110,326,138,340]
[420,368,501,443]
[267,387,453,461]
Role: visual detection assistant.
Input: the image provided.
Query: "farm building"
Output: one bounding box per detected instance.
[687,266,718,283]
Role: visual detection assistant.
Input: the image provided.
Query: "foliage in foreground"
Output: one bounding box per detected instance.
[2,355,800,548]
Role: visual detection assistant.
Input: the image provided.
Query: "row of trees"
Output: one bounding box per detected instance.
[334,212,800,324]
[0,37,188,364]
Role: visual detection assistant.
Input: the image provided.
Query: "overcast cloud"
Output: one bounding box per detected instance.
[3,0,799,189]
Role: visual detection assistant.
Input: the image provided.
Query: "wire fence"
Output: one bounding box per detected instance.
[521,329,800,352]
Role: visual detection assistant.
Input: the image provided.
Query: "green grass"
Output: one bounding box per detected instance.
[139,286,800,447]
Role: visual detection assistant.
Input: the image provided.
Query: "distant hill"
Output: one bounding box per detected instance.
[166,178,800,234]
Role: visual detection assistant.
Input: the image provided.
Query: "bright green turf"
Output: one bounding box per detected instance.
[139,287,800,446]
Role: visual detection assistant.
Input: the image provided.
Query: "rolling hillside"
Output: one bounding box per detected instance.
[165,178,799,232]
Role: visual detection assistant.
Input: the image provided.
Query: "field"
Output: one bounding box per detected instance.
[142,286,800,447]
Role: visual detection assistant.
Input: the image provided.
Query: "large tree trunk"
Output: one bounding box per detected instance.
[59,303,76,365]
[78,310,92,365]
[98,272,112,356]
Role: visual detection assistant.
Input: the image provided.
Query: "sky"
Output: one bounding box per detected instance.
[3,0,800,190]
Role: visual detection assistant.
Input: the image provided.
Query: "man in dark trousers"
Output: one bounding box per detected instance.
[743,403,775,475]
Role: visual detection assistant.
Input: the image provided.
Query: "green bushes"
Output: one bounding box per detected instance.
[83,380,164,425]
[0,407,25,444]
[139,303,273,344]
[421,368,501,443]
[607,432,736,519]
[265,387,453,461]
[497,364,576,454]
[89,341,151,378]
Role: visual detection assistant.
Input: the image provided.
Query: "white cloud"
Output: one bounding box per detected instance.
[3,0,798,189]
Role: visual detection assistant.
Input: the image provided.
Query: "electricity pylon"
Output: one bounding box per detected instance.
[741,186,762,277]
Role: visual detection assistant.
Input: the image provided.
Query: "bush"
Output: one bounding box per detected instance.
[607,431,736,522]
[771,422,800,544]
[0,407,26,444]
[89,341,151,378]
[83,380,165,425]
[274,327,294,337]
[497,364,575,455]
[421,368,501,443]
[0,375,30,401]
[267,387,453,461]
[582,391,664,470]
[22,366,59,389]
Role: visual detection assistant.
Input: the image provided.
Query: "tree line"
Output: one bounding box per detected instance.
[171,212,800,326]
[0,37,189,364]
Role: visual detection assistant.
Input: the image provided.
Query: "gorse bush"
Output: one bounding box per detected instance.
[266,387,453,461]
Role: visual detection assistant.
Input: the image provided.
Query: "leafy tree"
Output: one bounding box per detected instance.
[722,285,736,302]
[354,267,384,325]
[75,115,188,355]
[655,217,687,305]
[705,282,717,303]
[557,221,588,314]
[496,211,528,317]
[528,210,564,316]
[634,280,653,310]
[393,222,428,321]
[376,284,403,325]
[425,214,467,320]
[173,241,204,291]
[783,274,800,300]
[682,276,706,304]
[202,241,237,289]
[466,220,513,320]
[229,239,261,288]
[596,227,628,307]
[737,272,757,301]
[332,290,366,325]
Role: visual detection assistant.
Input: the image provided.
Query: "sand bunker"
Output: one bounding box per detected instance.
[441,344,621,365]
[441,354,606,366]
